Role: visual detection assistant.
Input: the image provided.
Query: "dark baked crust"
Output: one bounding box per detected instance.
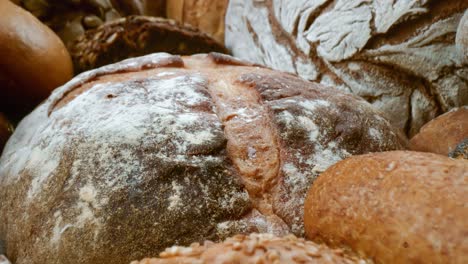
[0,53,404,264]
[304,151,468,263]
[70,16,228,73]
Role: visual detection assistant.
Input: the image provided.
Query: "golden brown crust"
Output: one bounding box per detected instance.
[166,0,228,43]
[304,151,468,264]
[409,107,468,155]
[131,233,366,264]
[0,0,73,118]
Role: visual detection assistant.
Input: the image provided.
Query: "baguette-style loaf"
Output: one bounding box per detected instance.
[409,106,467,156]
[132,233,367,264]
[225,0,468,136]
[0,53,404,264]
[304,151,468,263]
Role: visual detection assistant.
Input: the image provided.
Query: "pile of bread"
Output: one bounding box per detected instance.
[0,1,466,264]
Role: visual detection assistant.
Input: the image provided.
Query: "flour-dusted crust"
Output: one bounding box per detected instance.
[304,151,468,263]
[409,106,468,155]
[0,53,404,264]
[225,0,468,136]
[132,233,367,264]
[456,10,468,62]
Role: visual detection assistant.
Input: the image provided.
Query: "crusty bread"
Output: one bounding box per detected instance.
[166,0,228,43]
[409,106,467,156]
[225,0,468,137]
[131,233,366,264]
[70,16,227,73]
[304,151,468,264]
[0,0,73,121]
[0,53,404,264]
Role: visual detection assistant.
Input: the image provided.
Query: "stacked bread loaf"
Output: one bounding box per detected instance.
[0,1,467,264]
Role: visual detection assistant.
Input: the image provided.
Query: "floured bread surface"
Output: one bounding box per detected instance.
[0,53,404,264]
[132,233,367,264]
[226,0,468,136]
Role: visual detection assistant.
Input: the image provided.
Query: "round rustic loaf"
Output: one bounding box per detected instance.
[0,0,73,121]
[225,0,468,137]
[409,106,467,156]
[304,151,468,263]
[166,0,228,43]
[0,53,404,264]
[132,233,366,264]
[70,16,227,73]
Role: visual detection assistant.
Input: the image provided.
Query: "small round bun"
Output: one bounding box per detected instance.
[132,233,365,264]
[409,106,468,156]
[0,0,73,118]
[304,151,468,263]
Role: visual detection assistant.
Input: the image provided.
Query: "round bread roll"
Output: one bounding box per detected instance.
[70,16,227,73]
[0,53,404,264]
[166,0,228,43]
[304,151,468,264]
[0,113,13,154]
[409,106,467,156]
[0,0,73,119]
[132,233,367,264]
[225,0,468,137]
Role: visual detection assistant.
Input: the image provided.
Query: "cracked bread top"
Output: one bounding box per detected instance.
[0,53,404,264]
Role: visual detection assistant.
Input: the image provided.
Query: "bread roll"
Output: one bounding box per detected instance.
[409,106,467,156]
[70,16,227,73]
[304,151,468,263]
[132,233,366,264]
[166,0,228,43]
[225,0,468,137]
[0,0,73,120]
[0,113,13,154]
[0,53,404,264]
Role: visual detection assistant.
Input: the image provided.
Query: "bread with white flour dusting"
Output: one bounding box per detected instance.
[0,53,404,264]
[225,0,468,136]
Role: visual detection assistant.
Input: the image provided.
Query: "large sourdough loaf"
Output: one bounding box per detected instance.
[0,53,404,264]
[225,0,468,136]
[304,151,468,263]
